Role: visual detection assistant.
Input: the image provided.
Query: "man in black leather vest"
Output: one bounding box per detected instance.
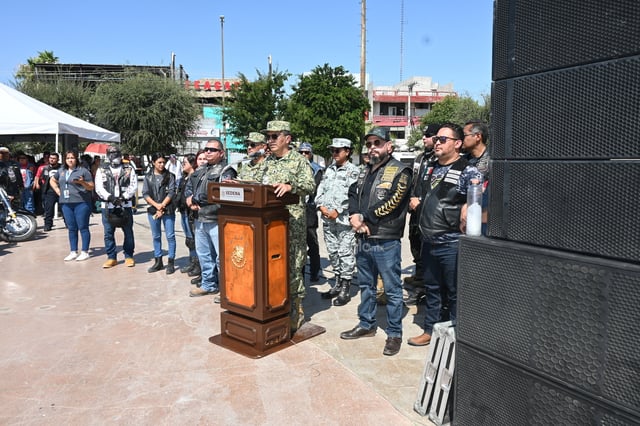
[95,145,138,268]
[340,127,412,357]
[407,123,481,347]
[404,124,440,304]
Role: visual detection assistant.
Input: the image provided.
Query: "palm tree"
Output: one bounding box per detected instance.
[15,50,60,82]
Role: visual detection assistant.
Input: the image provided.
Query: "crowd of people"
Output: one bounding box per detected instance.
[0,118,490,357]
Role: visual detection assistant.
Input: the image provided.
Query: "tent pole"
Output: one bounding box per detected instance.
[54,132,59,220]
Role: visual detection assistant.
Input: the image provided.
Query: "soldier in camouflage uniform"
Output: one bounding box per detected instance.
[315,138,360,306]
[237,132,268,181]
[254,121,315,334]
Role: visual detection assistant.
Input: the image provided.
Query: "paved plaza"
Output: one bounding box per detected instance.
[0,197,436,425]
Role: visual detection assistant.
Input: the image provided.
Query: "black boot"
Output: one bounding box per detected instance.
[188,259,201,277]
[333,278,351,306]
[321,275,341,299]
[180,256,196,274]
[166,258,175,275]
[148,257,164,273]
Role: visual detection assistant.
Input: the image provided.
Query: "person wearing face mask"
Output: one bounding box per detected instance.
[95,145,138,268]
[340,127,412,357]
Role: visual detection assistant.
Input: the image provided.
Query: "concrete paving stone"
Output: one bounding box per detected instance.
[0,196,437,425]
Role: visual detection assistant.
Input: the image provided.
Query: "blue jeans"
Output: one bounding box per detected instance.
[22,189,35,213]
[194,219,219,292]
[61,202,91,252]
[421,240,459,334]
[148,213,176,258]
[101,208,135,260]
[180,210,196,257]
[355,238,404,338]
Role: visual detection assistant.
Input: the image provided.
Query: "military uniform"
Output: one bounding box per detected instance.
[255,122,315,332]
[237,160,263,182]
[315,154,360,284]
[237,132,268,182]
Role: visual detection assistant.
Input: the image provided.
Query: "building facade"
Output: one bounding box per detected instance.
[368,76,456,140]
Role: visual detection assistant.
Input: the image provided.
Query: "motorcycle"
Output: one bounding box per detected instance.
[0,186,37,242]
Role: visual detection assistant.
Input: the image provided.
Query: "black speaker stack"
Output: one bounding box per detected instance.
[454,1,640,424]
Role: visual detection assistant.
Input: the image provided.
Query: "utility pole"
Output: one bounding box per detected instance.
[170,52,175,80]
[220,15,225,105]
[407,81,416,133]
[360,0,366,90]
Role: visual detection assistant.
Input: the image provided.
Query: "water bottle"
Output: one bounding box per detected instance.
[466,178,483,236]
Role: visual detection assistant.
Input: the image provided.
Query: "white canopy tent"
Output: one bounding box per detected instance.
[0,82,120,152]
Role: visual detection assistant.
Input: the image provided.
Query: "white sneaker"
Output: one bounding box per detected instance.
[76,251,90,261]
[64,252,78,261]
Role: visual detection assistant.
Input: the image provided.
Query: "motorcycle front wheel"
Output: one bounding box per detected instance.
[2,213,38,242]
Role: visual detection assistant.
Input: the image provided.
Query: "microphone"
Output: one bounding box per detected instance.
[249,149,266,159]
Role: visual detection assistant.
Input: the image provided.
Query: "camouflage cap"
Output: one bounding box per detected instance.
[298,142,313,153]
[261,120,291,133]
[364,127,389,141]
[329,138,352,149]
[245,132,266,144]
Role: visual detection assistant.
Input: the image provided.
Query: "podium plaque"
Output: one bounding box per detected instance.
[208,182,325,357]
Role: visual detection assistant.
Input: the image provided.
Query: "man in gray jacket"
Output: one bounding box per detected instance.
[187,138,237,297]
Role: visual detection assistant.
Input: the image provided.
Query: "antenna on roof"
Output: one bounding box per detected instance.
[399,0,404,81]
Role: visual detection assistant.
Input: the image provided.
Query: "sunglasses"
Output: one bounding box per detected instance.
[329,148,345,154]
[266,133,281,140]
[204,147,222,153]
[432,135,458,144]
[364,139,387,148]
[247,142,264,148]
[299,151,312,155]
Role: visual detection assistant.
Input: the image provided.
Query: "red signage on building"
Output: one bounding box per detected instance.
[185,80,239,91]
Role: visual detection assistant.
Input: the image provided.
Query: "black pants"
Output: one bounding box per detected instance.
[408,211,424,278]
[306,226,321,278]
[43,191,59,229]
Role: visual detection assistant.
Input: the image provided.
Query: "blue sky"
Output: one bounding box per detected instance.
[1,0,493,100]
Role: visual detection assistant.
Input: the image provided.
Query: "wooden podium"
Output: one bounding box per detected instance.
[208,181,325,358]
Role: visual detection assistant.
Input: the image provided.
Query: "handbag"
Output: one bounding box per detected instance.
[147,206,157,215]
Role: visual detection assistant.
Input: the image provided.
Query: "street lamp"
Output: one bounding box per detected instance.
[220,15,225,106]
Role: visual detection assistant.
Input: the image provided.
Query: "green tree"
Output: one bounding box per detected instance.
[90,74,199,155]
[19,78,93,120]
[286,64,369,156]
[419,93,491,129]
[221,69,290,140]
[409,93,491,149]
